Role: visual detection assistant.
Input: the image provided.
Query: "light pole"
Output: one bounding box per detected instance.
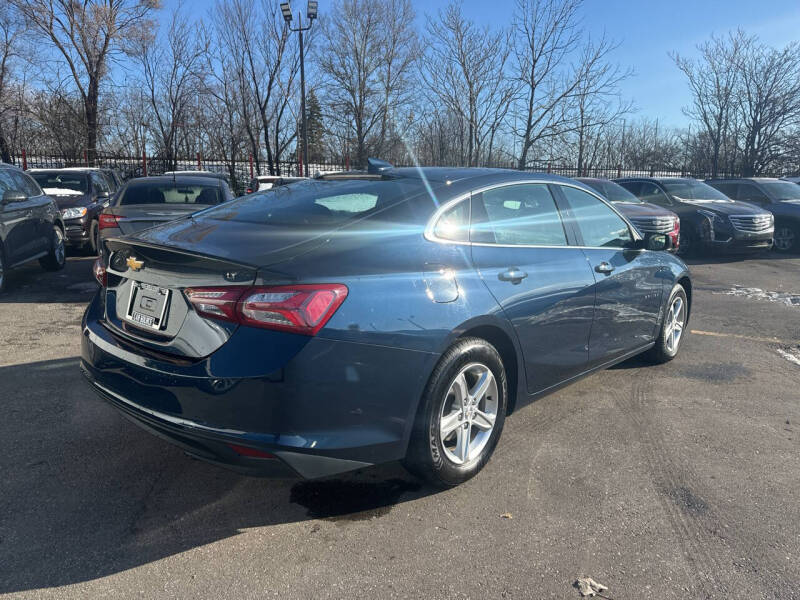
[281,1,317,178]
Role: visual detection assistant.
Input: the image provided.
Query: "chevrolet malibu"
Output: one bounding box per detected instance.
[81,165,692,487]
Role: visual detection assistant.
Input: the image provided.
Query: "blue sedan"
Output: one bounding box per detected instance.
[81,163,691,487]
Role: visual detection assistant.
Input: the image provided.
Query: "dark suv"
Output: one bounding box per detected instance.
[0,164,66,292]
[29,168,113,254]
[616,177,774,255]
[705,178,800,253]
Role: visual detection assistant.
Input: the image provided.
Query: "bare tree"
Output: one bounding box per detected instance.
[318,0,418,168]
[672,31,746,177]
[131,5,208,169]
[512,0,584,168]
[421,2,514,167]
[734,38,800,176]
[0,4,27,162]
[11,0,158,162]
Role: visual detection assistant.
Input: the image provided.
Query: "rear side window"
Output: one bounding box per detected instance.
[119,183,222,205]
[560,186,632,248]
[471,184,568,246]
[433,200,470,241]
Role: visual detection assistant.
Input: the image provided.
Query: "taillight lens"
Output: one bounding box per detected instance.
[98,213,123,230]
[93,257,107,287]
[184,284,348,336]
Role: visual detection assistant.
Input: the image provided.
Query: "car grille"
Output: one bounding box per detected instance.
[628,216,675,234]
[729,214,773,233]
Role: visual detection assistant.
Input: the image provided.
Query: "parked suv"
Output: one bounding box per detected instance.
[576,178,680,251]
[615,177,773,255]
[705,178,800,253]
[29,169,113,254]
[0,164,66,292]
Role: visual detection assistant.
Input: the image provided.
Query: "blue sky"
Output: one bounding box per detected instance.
[165,0,800,128]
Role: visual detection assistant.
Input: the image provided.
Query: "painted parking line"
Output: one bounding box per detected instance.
[690,329,790,344]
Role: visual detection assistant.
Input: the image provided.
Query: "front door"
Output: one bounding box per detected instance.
[556,185,664,364]
[469,183,596,394]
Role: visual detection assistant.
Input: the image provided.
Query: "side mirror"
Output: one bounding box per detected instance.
[97,190,110,199]
[644,232,673,251]
[2,190,27,204]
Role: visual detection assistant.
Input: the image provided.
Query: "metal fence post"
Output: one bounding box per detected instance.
[84,150,88,167]
[617,164,621,178]
[21,148,27,171]
[142,149,147,177]
[197,152,201,170]
[249,154,254,179]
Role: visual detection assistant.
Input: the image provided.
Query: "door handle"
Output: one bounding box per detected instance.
[595,262,615,274]
[498,268,528,284]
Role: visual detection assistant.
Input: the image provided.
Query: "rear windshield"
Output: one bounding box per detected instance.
[31,172,88,193]
[198,178,428,228]
[761,181,800,201]
[661,179,731,201]
[118,182,223,205]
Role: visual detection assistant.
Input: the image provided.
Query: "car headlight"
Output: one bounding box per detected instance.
[61,207,88,219]
[697,209,726,228]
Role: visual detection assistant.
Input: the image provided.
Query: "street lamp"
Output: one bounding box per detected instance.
[281,1,317,178]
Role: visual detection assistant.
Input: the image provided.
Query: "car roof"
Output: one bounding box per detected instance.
[126,175,223,186]
[707,177,781,182]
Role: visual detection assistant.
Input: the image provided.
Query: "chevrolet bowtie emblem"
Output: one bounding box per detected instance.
[126,256,144,271]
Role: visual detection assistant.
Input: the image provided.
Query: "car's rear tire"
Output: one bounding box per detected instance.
[404,337,507,487]
[773,222,798,253]
[644,284,688,364]
[39,225,66,272]
[0,245,6,294]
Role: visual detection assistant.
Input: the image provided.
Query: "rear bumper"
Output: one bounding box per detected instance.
[80,292,437,478]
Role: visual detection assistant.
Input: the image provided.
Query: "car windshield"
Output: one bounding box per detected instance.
[31,172,88,193]
[118,181,223,205]
[761,181,800,201]
[584,180,642,203]
[661,179,731,202]
[198,178,427,228]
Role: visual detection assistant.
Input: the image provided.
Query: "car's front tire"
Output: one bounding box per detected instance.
[404,337,507,487]
[774,222,798,253]
[645,284,688,363]
[39,225,66,272]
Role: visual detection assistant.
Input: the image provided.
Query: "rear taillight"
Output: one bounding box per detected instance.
[245,187,253,194]
[93,257,107,287]
[184,284,348,336]
[98,213,123,230]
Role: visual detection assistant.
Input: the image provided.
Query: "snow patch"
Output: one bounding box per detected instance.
[777,347,800,367]
[718,286,800,308]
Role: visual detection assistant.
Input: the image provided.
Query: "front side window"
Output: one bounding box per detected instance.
[760,181,800,202]
[661,179,731,202]
[560,185,633,248]
[470,184,567,246]
[639,182,672,206]
[0,169,23,194]
[90,173,110,194]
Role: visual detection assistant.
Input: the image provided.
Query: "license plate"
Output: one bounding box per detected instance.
[125,281,170,331]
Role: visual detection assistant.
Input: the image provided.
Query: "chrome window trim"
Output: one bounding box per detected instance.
[423,179,643,250]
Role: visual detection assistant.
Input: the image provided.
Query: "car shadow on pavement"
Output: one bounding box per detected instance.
[682,251,799,266]
[0,357,433,594]
[0,256,98,304]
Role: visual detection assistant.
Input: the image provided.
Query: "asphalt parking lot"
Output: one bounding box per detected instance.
[1,251,799,599]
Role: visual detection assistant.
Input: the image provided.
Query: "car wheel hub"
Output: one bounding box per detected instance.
[439,362,499,465]
[665,296,685,353]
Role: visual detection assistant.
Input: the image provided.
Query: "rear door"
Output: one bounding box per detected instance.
[556,184,663,365]
[469,183,596,394]
[0,169,41,263]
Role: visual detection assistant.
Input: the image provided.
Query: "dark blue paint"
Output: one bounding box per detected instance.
[81,168,692,478]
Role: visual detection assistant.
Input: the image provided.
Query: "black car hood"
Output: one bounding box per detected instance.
[48,193,92,209]
[612,201,676,218]
[675,198,768,216]
[130,214,330,268]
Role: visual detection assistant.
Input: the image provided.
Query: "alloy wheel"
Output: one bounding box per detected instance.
[439,362,499,465]
[665,296,685,353]
[774,226,795,252]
